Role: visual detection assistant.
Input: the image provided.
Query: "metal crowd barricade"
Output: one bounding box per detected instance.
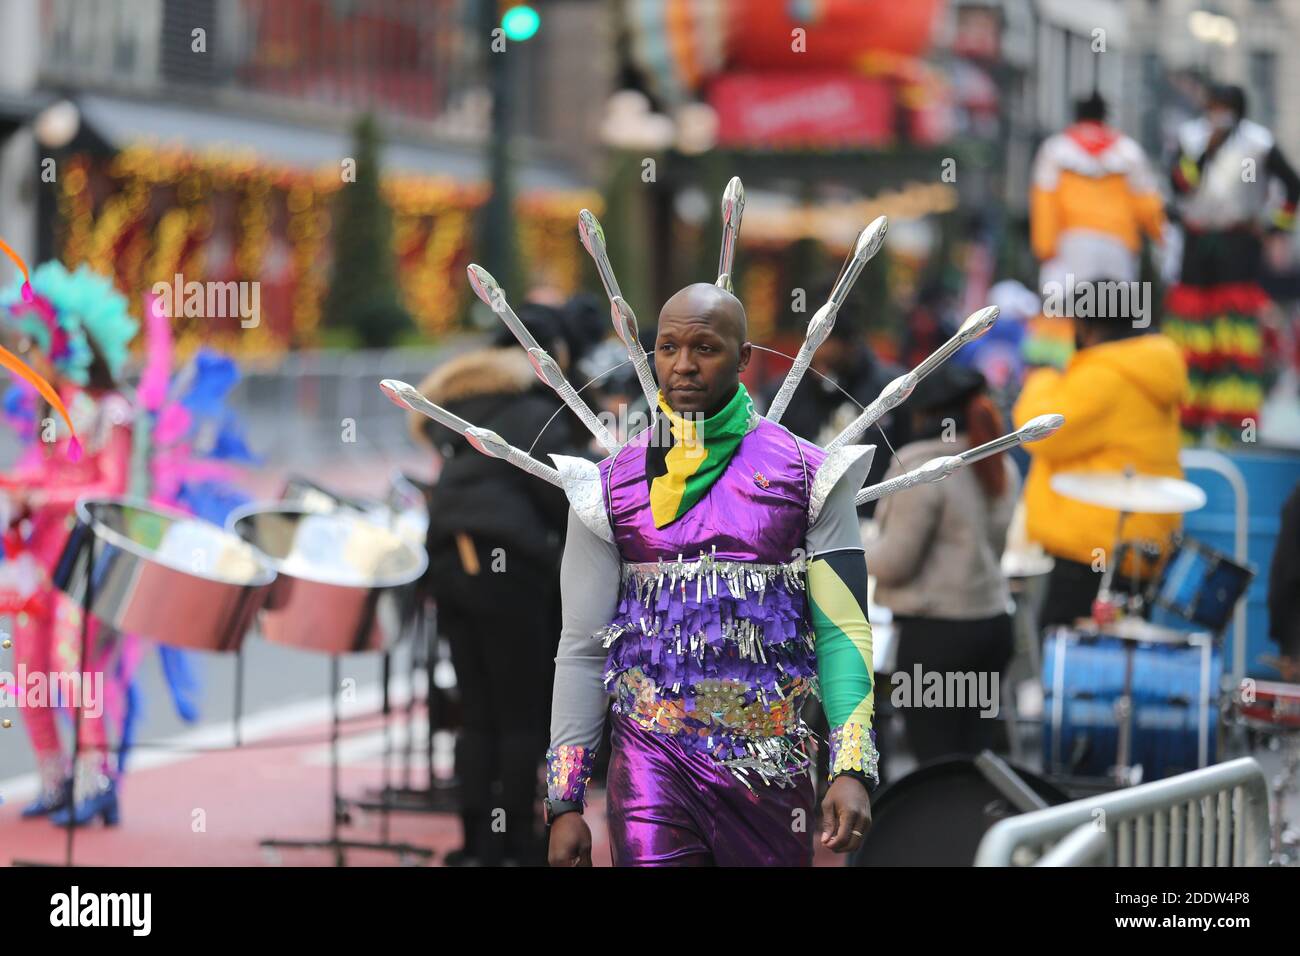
[975,757,1271,867]
[1034,822,1111,866]
[230,347,452,466]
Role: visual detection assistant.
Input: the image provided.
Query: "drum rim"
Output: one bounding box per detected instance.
[75,495,278,588]
[227,502,428,589]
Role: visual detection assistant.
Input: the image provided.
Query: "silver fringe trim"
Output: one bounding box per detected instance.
[716,730,815,791]
[621,550,809,602]
[596,552,815,669]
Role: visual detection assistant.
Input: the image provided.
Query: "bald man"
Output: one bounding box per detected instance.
[544,284,877,867]
[654,283,751,416]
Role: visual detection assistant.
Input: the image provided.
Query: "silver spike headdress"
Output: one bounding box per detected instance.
[381,177,1066,538]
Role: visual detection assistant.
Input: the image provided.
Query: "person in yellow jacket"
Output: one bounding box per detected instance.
[1013,286,1189,628]
[1026,93,1165,370]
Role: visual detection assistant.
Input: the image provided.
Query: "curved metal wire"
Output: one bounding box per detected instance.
[524,344,903,473]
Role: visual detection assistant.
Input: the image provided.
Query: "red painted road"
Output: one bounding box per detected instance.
[0,705,845,867]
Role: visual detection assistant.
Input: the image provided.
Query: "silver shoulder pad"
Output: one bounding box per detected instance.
[550,454,615,544]
[808,444,876,525]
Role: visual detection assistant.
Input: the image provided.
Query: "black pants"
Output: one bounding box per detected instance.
[893,613,1014,766]
[430,536,557,863]
[1040,557,1148,630]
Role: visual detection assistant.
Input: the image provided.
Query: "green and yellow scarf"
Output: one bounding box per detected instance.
[647,383,757,528]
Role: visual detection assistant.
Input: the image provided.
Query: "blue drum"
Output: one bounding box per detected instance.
[1148,539,1254,636]
[1042,627,1222,780]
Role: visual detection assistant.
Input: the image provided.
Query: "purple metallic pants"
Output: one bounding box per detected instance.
[606,715,815,867]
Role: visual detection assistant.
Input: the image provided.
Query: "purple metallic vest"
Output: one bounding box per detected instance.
[601,417,825,563]
[594,418,828,785]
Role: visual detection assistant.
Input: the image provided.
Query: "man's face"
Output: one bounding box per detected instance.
[655,302,750,416]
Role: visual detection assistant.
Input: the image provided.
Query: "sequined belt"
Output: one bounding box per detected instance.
[611,667,815,788]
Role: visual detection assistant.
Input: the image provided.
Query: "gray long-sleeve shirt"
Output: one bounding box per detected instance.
[865,435,1019,620]
[548,472,867,756]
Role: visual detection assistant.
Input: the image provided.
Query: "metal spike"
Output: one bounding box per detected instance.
[466,263,620,453]
[854,414,1065,505]
[766,217,889,423]
[828,304,999,450]
[577,209,622,303]
[716,176,746,292]
[380,380,564,487]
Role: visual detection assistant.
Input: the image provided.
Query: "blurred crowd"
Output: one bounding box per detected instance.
[396,79,1300,865]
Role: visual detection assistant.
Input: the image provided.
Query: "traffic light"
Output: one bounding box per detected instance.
[500,4,540,42]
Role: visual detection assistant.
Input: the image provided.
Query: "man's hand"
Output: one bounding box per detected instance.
[547,813,593,867]
[820,776,871,854]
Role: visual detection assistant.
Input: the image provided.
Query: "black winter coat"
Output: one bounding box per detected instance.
[415,347,582,567]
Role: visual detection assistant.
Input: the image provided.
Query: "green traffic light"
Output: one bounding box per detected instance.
[501,5,540,42]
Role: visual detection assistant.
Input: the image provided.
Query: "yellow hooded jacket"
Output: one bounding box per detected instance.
[1012,334,1189,569]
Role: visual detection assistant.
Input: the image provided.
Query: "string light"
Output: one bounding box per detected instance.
[54,144,603,353]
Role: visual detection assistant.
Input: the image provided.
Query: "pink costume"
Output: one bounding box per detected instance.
[5,386,133,758]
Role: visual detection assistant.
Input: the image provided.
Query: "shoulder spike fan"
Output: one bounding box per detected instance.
[577,209,660,411]
[855,414,1064,505]
[766,216,889,424]
[466,263,620,455]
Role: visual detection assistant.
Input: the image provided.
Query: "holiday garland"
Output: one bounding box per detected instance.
[55,144,602,354]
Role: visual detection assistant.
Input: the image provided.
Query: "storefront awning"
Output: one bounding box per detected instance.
[74,93,587,192]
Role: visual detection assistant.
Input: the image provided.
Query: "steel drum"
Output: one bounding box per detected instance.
[279,474,381,517]
[1236,680,1300,732]
[229,504,427,654]
[54,497,277,652]
[384,471,431,547]
[1042,627,1222,780]
[279,472,429,548]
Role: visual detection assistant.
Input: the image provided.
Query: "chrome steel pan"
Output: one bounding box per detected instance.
[55,497,277,652]
[229,504,428,654]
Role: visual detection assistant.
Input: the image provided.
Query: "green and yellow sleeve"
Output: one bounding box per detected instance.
[808,548,879,785]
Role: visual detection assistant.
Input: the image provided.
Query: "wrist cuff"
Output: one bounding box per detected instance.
[827,723,880,786]
[546,745,596,805]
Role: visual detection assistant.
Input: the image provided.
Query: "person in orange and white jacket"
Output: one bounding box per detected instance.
[1031,92,1166,289]
[1012,284,1189,629]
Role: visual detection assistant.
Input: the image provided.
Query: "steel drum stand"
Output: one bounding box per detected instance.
[1097,509,1161,787]
[12,530,259,867]
[351,600,459,816]
[1111,640,1140,787]
[1090,509,1142,787]
[256,655,434,868]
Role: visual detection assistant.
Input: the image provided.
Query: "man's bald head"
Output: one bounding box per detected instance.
[655,283,751,415]
[658,283,748,345]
